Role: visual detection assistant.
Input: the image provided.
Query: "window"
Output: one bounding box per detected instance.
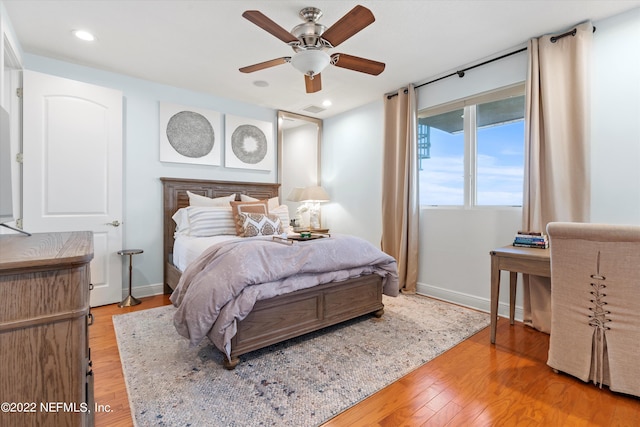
[418,85,525,207]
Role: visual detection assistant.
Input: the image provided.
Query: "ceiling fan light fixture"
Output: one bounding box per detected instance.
[240,6,384,93]
[291,50,330,77]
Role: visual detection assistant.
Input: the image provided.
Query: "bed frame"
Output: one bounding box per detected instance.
[161,177,384,369]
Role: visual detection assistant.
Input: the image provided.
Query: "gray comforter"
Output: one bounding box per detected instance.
[170,234,398,359]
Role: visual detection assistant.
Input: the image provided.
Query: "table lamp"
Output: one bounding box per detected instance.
[300,185,330,230]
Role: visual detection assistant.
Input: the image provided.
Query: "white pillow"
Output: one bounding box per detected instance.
[171,207,191,236]
[240,194,280,211]
[188,191,236,207]
[269,205,291,234]
[172,206,236,237]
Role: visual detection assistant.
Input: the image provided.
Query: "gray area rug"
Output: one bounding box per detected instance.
[113,294,489,426]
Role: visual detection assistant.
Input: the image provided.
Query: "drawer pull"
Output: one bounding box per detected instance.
[87,312,94,326]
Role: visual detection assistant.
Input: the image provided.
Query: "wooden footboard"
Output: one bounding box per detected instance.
[225,273,384,369]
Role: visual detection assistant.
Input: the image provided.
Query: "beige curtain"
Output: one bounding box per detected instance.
[523,22,593,332]
[381,85,419,293]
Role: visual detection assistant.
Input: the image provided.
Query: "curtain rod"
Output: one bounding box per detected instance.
[551,25,595,43]
[387,25,595,99]
[386,47,526,99]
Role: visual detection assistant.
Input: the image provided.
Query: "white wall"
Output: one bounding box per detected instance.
[323,101,384,246]
[322,7,640,319]
[591,7,640,224]
[23,54,278,296]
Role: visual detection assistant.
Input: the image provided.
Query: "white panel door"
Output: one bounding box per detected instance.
[23,70,123,306]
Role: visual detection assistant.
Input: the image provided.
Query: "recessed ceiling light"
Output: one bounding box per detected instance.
[322,100,332,107]
[72,30,96,42]
[253,80,269,88]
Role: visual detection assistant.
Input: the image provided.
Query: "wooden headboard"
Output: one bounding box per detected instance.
[160,177,281,292]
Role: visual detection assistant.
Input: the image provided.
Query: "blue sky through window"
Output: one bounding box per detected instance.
[419,123,464,205]
[419,118,524,206]
[476,120,524,205]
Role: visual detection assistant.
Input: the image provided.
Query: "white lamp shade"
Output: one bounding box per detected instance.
[301,185,330,202]
[291,50,330,76]
[286,187,305,202]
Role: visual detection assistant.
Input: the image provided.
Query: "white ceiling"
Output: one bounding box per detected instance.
[4,0,640,119]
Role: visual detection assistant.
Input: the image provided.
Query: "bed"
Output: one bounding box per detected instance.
[161,177,398,369]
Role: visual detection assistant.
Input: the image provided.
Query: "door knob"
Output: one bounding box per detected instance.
[106,220,122,227]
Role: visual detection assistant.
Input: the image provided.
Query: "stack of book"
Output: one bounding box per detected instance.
[513,231,549,249]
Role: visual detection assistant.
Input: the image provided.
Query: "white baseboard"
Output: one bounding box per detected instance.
[416,282,523,322]
[122,282,165,299]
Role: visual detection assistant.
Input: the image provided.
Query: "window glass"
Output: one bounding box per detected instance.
[418,108,464,205]
[417,86,525,207]
[476,96,525,206]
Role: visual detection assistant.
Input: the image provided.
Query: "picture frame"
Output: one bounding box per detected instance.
[159,102,221,166]
[224,115,274,171]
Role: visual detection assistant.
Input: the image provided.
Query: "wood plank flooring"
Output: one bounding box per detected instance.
[91,295,639,426]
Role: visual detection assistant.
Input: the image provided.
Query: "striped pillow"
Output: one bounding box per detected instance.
[237,213,282,237]
[186,206,236,237]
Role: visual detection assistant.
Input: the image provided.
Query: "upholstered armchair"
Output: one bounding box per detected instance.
[546,222,640,397]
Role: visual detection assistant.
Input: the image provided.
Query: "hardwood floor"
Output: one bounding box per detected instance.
[91,295,639,426]
[91,294,172,427]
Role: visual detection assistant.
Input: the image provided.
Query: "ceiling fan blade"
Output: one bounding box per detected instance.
[321,5,375,47]
[242,10,299,44]
[239,57,291,73]
[330,53,385,75]
[305,74,322,93]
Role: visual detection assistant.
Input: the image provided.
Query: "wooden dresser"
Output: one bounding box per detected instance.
[0,231,94,427]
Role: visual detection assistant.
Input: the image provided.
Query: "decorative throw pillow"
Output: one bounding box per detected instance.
[187,191,235,207]
[229,200,269,235]
[237,213,282,237]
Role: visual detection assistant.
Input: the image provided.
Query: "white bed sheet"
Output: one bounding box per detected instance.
[173,235,239,271]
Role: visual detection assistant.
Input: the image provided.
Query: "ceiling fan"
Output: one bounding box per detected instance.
[239,5,385,93]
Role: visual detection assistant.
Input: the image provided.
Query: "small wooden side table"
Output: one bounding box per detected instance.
[118,249,143,307]
[489,245,550,344]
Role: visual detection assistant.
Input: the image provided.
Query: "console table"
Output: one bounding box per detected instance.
[490,245,550,344]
